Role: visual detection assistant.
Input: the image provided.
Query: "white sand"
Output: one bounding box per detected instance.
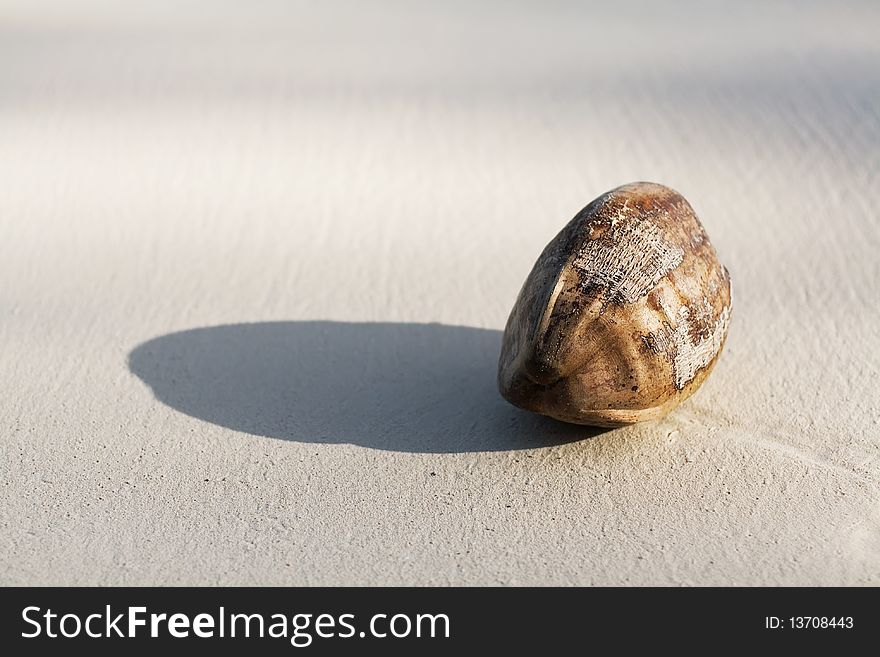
[1,1,878,586]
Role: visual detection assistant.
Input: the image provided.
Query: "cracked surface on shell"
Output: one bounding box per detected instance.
[572,204,685,304]
[646,305,731,390]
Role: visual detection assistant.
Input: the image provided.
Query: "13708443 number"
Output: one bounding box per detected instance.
[789,617,854,629]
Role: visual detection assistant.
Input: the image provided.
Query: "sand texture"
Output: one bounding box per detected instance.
[1,1,878,585]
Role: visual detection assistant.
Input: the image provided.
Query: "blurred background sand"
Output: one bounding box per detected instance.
[1,0,878,585]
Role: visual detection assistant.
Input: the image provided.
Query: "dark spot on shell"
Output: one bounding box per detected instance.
[631,385,639,392]
[588,224,610,240]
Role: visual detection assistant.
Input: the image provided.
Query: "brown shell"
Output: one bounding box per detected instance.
[498,182,732,427]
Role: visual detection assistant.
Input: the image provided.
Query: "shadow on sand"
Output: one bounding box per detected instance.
[128,321,607,453]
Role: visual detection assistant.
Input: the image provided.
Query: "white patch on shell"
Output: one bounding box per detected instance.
[572,218,684,303]
[652,306,730,389]
[657,293,678,322]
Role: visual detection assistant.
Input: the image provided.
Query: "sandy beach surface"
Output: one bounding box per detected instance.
[2,1,878,585]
